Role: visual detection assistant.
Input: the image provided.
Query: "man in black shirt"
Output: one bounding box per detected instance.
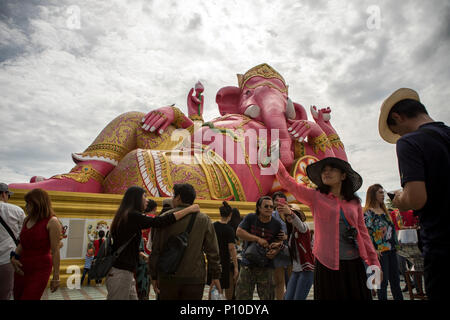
[378,88,450,300]
[235,196,283,300]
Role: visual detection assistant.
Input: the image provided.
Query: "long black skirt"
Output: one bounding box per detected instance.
[314,258,372,300]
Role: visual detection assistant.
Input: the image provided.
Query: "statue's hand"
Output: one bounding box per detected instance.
[187,81,204,118]
[141,105,175,134]
[287,119,324,142]
[311,105,331,123]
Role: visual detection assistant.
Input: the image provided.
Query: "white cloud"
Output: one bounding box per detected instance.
[1,0,449,199]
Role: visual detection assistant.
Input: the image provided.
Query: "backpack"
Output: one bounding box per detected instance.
[157,212,197,275]
[88,232,136,281]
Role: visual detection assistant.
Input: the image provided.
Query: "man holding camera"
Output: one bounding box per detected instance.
[378,88,450,300]
[235,196,284,300]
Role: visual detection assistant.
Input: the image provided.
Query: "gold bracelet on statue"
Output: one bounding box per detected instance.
[327,133,344,149]
[310,133,332,154]
[171,106,186,128]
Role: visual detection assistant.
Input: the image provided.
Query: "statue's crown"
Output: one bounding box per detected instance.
[237,63,287,94]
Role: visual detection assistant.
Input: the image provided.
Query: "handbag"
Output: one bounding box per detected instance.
[244,242,269,267]
[157,212,197,275]
[242,214,271,267]
[88,232,137,281]
[0,215,19,246]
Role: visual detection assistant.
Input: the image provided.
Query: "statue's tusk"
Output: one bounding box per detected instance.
[244,104,261,118]
[286,98,296,119]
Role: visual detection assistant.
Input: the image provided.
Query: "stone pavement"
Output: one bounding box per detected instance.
[41,278,416,300]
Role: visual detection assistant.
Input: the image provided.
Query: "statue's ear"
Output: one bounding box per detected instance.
[216,86,242,116]
[293,102,308,121]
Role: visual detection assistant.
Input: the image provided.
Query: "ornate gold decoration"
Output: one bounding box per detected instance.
[189,114,204,123]
[244,81,288,94]
[238,63,287,93]
[327,133,344,150]
[82,143,128,162]
[171,106,187,128]
[52,164,104,184]
[309,133,332,154]
[291,156,319,190]
[294,140,306,159]
[202,148,247,201]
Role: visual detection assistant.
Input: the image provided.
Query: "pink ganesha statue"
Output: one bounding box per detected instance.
[10,63,348,202]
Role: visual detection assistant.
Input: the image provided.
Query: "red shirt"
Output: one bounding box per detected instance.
[93,238,104,257]
[142,213,155,255]
[390,209,418,229]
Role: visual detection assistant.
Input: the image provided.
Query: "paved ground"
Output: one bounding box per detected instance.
[41,278,417,300]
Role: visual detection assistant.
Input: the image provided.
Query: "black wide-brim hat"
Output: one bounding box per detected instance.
[305,157,363,194]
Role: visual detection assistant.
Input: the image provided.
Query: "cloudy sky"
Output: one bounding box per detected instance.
[1,0,449,201]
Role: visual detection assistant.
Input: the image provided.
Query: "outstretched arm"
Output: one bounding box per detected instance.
[139,204,200,229]
[275,160,316,208]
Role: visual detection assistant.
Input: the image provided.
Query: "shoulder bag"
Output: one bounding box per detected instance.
[89,232,137,280]
[157,212,198,275]
[0,215,19,246]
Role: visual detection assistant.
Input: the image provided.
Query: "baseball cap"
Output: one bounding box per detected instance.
[0,183,14,196]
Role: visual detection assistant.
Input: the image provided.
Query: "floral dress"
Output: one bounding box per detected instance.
[364,210,399,253]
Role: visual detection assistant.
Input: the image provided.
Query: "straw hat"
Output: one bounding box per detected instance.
[306,157,363,194]
[378,88,420,144]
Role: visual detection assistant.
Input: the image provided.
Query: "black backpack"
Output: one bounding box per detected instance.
[89,233,136,281]
[157,212,197,275]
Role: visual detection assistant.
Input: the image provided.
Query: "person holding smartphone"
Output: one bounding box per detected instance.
[271,192,291,300]
[275,158,381,300]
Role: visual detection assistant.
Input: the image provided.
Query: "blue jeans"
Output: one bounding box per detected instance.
[378,250,403,300]
[80,268,92,286]
[284,271,314,300]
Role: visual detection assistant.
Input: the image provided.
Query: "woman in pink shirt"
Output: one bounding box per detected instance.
[276,157,381,300]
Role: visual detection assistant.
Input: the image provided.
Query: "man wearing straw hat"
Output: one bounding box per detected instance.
[378,88,450,300]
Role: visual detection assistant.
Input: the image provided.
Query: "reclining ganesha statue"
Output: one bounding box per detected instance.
[9,63,348,202]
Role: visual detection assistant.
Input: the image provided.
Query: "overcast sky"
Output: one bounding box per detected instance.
[1,0,449,201]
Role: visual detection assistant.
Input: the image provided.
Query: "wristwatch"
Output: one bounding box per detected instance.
[10,251,20,260]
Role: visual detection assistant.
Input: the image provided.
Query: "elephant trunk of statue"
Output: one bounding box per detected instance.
[245,86,294,169]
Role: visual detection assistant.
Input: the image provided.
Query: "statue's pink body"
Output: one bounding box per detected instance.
[9,65,347,201]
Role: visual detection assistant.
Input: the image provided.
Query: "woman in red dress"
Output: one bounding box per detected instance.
[10,189,61,299]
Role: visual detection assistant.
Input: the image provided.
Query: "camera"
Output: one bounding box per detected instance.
[387,192,395,201]
[343,226,358,244]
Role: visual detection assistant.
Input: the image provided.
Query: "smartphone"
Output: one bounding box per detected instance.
[277,198,287,205]
[387,192,395,201]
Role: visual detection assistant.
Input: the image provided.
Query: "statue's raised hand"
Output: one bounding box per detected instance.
[187,81,204,119]
[287,119,325,143]
[141,105,176,135]
[311,105,331,123]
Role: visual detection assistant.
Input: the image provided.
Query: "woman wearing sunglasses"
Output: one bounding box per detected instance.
[276,158,381,300]
[235,196,284,300]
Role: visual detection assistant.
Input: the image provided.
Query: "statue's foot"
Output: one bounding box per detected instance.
[9,161,114,193]
[9,177,102,193]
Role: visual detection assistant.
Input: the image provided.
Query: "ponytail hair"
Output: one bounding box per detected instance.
[219,201,232,218]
